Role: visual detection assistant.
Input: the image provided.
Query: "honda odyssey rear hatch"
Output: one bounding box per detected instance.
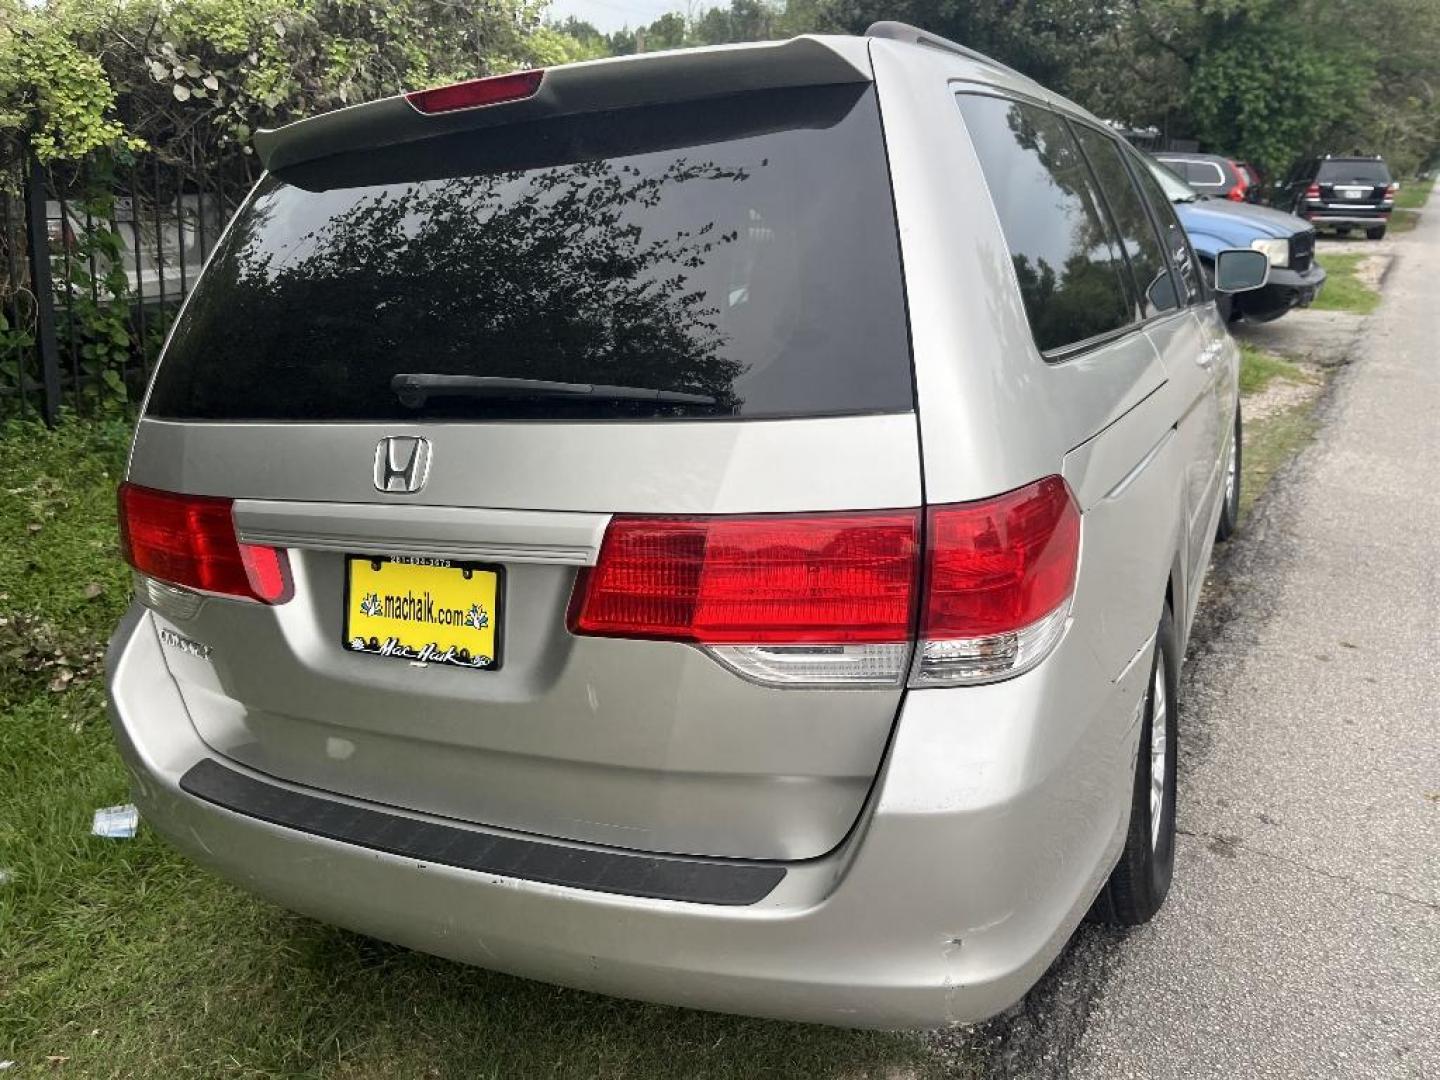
[124,52,923,861]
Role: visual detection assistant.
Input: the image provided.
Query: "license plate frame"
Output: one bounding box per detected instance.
[343,555,504,672]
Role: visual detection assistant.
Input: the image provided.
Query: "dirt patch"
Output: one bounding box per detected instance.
[1354,253,1393,290]
[1315,234,1396,257]
[1232,308,1363,368]
[1244,371,1321,422]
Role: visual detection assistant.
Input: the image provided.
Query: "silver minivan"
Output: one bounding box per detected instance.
[106,23,1269,1028]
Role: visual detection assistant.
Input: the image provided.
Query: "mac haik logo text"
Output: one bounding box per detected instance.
[350,590,494,668]
[357,589,489,630]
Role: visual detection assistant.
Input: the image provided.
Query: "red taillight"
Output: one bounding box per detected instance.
[118,483,290,603]
[921,477,1080,639]
[1305,182,1321,200]
[571,477,1081,686]
[404,69,544,114]
[570,511,920,645]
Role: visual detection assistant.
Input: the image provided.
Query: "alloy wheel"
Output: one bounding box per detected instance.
[1150,660,1169,849]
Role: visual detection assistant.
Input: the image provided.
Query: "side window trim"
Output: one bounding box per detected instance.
[1068,117,1192,319]
[1115,141,1207,310]
[1112,139,1189,307]
[1065,118,1153,324]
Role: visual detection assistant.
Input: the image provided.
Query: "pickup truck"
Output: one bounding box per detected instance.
[1149,159,1325,322]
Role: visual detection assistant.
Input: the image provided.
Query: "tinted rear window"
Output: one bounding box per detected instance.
[146,85,912,422]
[1317,159,1391,184]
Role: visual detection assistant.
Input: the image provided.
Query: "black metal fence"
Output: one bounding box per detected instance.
[1,139,252,424]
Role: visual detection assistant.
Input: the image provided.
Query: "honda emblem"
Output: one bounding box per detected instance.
[374,436,432,494]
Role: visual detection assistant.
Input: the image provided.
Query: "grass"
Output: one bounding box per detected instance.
[1239,390,1321,519]
[1392,177,1433,212]
[1312,253,1381,315]
[1389,211,1420,234]
[1238,344,1310,396]
[1236,345,1324,519]
[0,418,948,1079]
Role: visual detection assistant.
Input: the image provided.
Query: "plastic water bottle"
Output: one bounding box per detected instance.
[91,804,139,839]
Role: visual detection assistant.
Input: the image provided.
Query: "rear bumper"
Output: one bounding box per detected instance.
[1303,208,1390,226]
[107,602,1143,1029]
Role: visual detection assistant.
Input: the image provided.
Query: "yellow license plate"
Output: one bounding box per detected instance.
[344,556,502,671]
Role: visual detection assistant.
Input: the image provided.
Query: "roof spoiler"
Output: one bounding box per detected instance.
[254,36,872,173]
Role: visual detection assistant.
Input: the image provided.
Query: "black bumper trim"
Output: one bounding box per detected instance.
[179,758,785,906]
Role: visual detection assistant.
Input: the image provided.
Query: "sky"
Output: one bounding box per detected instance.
[545,0,691,32]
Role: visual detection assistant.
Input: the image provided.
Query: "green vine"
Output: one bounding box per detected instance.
[49,160,138,413]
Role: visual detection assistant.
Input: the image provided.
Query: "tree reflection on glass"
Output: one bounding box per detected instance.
[175,157,755,418]
[959,94,1136,353]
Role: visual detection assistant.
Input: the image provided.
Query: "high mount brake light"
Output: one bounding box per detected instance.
[569,478,1082,687]
[118,483,291,604]
[404,69,544,114]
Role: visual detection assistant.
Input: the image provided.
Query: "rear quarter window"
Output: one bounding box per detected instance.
[146,84,913,422]
[957,93,1137,355]
[1184,161,1226,186]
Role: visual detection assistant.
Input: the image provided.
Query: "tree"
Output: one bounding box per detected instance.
[807,0,1440,176]
[1,0,587,168]
[807,0,1115,92]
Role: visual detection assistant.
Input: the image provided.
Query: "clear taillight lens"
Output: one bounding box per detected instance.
[118,483,291,604]
[913,477,1080,685]
[569,511,920,686]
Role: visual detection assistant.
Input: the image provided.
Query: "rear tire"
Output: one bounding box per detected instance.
[1367,225,1387,240]
[1089,605,1178,927]
[1215,404,1242,540]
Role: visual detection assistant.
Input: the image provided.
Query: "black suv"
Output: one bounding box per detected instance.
[1154,152,1259,203]
[1274,155,1397,239]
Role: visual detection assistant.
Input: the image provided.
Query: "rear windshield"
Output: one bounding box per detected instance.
[1317,159,1391,184]
[145,85,913,422]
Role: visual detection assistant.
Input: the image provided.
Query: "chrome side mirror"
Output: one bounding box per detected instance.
[1214,248,1270,293]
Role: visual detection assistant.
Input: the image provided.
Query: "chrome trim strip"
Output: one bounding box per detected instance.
[232,500,611,565]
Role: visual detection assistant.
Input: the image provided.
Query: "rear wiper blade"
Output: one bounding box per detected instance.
[391,374,718,409]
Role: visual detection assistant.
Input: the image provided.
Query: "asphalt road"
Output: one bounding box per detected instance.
[965,203,1440,1077]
